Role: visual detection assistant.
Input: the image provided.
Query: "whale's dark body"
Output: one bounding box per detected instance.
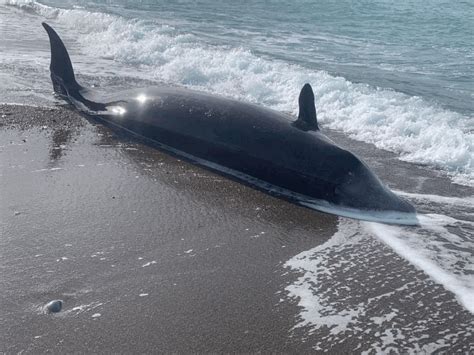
[42,23,417,225]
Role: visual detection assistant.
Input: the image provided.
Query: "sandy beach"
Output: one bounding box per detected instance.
[1,104,472,353]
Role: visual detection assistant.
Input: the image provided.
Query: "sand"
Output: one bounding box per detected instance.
[1,104,472,353]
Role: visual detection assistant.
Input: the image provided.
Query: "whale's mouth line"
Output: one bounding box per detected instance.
[90,114,418,226]
[299,200,419,226]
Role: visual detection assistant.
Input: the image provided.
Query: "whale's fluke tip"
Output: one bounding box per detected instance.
[42,22,52,32]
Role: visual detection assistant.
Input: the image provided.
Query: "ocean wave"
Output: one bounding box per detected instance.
[4,0,473,185]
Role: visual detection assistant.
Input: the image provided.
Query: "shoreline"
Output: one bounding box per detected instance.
[1,104,473,353]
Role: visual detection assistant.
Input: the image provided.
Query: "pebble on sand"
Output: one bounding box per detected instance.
[45,300,63,313]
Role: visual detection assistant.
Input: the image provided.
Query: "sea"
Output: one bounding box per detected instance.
[1,0,473,351]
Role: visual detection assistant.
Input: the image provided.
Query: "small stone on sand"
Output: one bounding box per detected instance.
[45,300,63,313]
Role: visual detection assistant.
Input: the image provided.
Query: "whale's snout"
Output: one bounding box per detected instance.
[335,159,416,215]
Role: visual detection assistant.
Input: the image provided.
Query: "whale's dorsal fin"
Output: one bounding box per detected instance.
[293,83,319,131]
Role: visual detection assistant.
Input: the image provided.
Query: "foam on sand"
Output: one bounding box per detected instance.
[285,189,473,350]
[365,219,474,314]
[285,212,473,351]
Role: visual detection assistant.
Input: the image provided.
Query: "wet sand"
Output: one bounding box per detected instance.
[1,104,473,353]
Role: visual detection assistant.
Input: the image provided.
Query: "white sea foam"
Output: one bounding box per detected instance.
[395,190,474,208]
[285,212,473,351]
[364,221,474,314]
[285,183,473,352]
[2,0,474,185]
[284,219,364,335]
[287,185,474,321]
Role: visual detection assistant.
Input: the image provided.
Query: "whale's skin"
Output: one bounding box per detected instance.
[42,23,417,225]
[91,87,377,207]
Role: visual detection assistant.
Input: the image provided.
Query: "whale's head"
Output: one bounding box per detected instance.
[330,151,417,223]
[289,133,417,224]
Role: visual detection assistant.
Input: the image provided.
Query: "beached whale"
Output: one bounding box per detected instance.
[42,23,416,225]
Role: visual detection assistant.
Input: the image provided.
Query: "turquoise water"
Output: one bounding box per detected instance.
[0,0,473,184]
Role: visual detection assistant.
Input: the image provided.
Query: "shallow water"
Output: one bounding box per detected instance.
[285,215,474,353]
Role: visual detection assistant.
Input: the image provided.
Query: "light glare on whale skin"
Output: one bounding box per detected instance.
[136,94,148,103]
[108,106,126,115]
[41,22,417,225]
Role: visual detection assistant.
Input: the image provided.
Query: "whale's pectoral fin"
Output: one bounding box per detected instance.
[293,83,319,131]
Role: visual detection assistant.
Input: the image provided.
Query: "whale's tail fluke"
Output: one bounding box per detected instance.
[42,22,81,97]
